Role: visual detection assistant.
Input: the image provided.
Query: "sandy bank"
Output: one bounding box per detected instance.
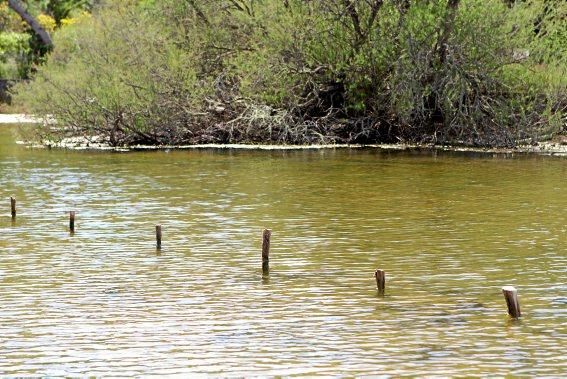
[0,114,43,123]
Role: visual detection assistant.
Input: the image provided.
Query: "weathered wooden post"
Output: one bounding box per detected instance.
[262,229,271,273]
[374,269,385,295]
[502,286,521,318]
[10,196,16,218]
[69,211,75,233]
[156,225,162,250]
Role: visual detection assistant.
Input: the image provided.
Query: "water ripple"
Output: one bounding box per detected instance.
[1,133,566,376]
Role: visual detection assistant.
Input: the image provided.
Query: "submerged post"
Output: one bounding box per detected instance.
[156,224,162,250]
[374,269,385,295]
[502,286,521,318]
[10,197,16,218]
[262,229,271,273]
[69,211,75,233]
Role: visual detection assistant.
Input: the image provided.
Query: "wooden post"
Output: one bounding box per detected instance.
[69,211,75,233]
[502,286,521,318]
[156,225,162,250]
[374,269,385,295]
[262,229,271,273]
[10,197,16,218]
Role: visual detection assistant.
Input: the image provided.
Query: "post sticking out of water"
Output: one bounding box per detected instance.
[69,211,75,233]
[262,229,271,273]
[156,225,162,250]
[10,197,16,218]
[502,286,521,318]
[374,269,385,295]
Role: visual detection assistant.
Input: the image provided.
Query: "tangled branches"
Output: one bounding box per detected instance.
[14,0,566,147]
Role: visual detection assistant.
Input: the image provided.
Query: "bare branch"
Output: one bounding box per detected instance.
[437,0,460,64]
[227,0,253,16]
[341,0,364,41]
[187,0,210,25]
[366,0,384,32]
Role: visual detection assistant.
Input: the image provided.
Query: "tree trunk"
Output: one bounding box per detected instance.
[437,0,460,64]
[7,0,53,48]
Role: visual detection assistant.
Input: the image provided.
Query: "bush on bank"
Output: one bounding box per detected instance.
[14,0,566,147]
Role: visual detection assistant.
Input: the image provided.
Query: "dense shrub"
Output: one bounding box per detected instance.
[14,0,566,146]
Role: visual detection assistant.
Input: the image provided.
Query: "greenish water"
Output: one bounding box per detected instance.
[1,126,566,376]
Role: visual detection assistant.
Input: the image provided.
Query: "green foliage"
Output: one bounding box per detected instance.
[0,32,31,78]
[0,32,30,56]
[13,0,567,146]
[43,0,93,22]
[511,0,567,65]
[0,0,96,81]
[0,2,25,32]
[17,1,208,144]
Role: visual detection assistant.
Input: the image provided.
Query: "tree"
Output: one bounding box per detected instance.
[6,0,53,48]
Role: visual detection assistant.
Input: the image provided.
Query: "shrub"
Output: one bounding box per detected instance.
[14,0,566,147]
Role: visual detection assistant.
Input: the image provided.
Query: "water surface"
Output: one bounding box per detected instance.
[1,126,566,376]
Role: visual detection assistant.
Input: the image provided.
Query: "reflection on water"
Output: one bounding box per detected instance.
[1,126,566,376]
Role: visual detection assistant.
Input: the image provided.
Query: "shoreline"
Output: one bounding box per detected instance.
[0,113,43,124]
[3,114,566,156]
[24,139,567,157]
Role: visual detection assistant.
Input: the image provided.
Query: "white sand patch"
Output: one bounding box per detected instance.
[0,114,56,124]
[0,114,45,124]
[32,135,567,156]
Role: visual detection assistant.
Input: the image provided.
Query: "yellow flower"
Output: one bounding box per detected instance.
[61,17,76,26]
[61,11,91,27]
[37,14,56,32]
